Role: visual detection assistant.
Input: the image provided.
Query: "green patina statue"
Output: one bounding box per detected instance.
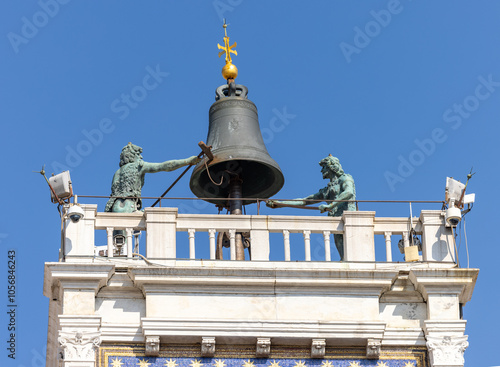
[105,142,200,213]
[266,155,356,260]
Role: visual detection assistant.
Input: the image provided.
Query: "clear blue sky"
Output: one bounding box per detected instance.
[1,1,499,366]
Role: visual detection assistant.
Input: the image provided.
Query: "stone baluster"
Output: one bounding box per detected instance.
[303,230,311,261]
[384,231,392,262]
[126,228,133,258]
[188,229,196,259]
[283,230,290,261]
[208,229,216,259]
[323,231,331,261]
[229,229,236,260]
[106,227,114,258]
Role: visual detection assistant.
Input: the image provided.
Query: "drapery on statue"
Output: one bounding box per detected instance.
[105,142,200,213]
[266,155,356,260]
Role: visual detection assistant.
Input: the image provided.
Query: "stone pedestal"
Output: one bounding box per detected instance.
[64,204,97,260]
[144,207,178,259]
[343,211,375,261]
[420,211,455,262]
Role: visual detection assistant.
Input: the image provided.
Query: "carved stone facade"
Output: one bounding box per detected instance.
[426,335,469,367]
[43,208,479,367]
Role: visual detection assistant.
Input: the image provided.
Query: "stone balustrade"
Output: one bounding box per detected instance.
[63,205,455,263]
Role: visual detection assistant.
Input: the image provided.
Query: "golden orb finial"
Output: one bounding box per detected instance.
[217,20,238,81]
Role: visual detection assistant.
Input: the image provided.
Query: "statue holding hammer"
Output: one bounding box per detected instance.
[266,155,356,260]
[105,142,201,213]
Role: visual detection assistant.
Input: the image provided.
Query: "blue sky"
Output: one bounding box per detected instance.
[1,1,499,366]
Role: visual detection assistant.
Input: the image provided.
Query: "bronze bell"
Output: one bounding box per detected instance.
[190,83,284,206]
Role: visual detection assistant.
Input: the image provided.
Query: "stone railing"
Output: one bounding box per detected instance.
[63,205,456,263]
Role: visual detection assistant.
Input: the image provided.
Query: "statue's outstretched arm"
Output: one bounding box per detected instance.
[267,192,323,208]
[142,156,200,174]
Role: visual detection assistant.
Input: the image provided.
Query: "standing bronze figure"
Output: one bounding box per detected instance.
[267,155,356,260]
[105,142,200,213]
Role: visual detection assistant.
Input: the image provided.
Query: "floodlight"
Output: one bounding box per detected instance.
[48,171,73,203]
[445,177,465,205]
[444,177,466,227]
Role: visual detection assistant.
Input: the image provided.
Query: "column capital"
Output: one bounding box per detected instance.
[426,335,468,367]
[58,329,101,363]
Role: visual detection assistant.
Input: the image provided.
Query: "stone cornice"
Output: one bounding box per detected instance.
[141,318,387,341]
[129,265,398,296]
[43,263,115,298]
[58,315,102,330]
[408,268,479,303]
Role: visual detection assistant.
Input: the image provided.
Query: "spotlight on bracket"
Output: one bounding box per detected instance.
[444,175,475,227]
[445,177,465,227]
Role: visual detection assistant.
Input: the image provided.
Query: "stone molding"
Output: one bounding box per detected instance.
[141,318,386,341]
[381,327,426,346]
[130,266,397,294]
[423,320,467,337]
[100,324,144,342]
[408,269,478,304]
[426,335,468,367]
[43,263,115,298]
[58,330,101,362]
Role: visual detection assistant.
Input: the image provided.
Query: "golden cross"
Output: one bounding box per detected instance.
[217,21,237,64]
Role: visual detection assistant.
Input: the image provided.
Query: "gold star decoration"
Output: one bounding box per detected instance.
[137,359,151,367]
[214,359,226,367]
[294,361,307,367]
[165,359,178,367]
[321,361,334,367]
[269,360,281,367]
[376,362,389,367]
[403,363,415,367]
[242,360,255,367]
[348,362,361,367]
[111,358,123,367]
[191,359,203,367]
